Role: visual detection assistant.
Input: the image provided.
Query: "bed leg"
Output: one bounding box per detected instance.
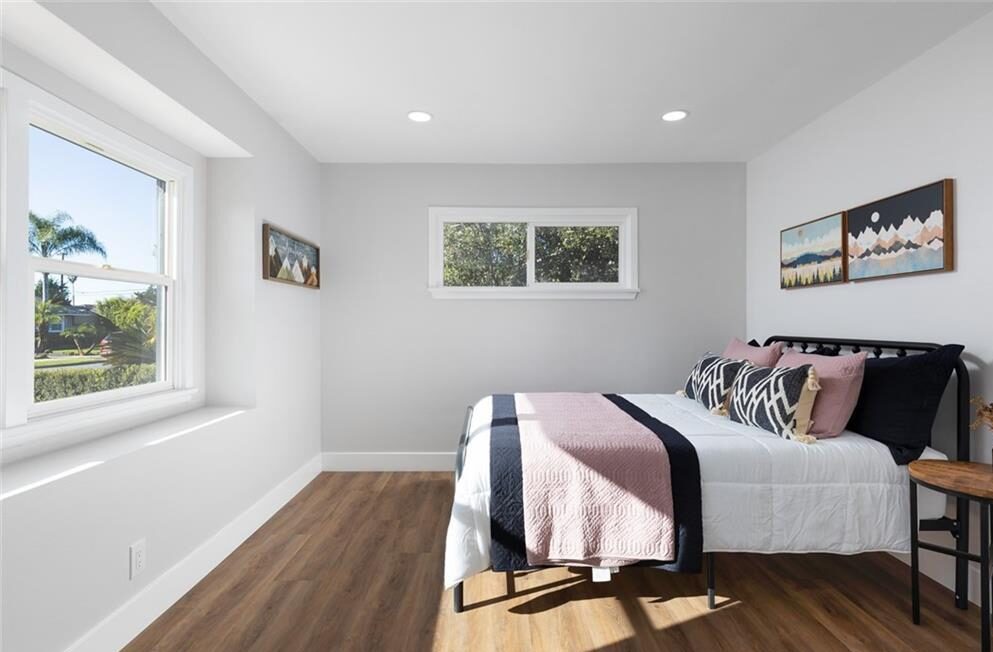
[955,496,970,610]
[706,553,716,610]
[454,582,464,613]
[506,571,515,596]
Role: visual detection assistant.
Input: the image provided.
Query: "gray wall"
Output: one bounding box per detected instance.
[322,163,746,456]
[745,13,993,602]
[1,5,322,650]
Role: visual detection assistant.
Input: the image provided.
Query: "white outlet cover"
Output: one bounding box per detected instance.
[130,538,147,580]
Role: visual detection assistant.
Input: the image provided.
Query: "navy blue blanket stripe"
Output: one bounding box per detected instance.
[603,394,703,574]
[489,394,531,571]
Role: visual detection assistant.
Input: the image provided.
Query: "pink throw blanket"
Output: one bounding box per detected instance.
[516,393,676,567]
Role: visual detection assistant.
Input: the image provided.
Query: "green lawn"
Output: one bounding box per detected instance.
[35,356,104,369]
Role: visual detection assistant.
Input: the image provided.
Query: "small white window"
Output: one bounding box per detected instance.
[428,207,639,299]
[1,72,198,453]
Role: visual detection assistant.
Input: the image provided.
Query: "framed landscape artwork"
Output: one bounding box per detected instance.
[262,223,320,288]
[846,179,953,282]
[780,213,846,289]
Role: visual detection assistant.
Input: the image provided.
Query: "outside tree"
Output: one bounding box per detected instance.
[94,288,158,366]
[443,223,526,287]
[535,226,619,283]
[34,300,59,354]
[34,277,70,305]
[28,211,107,300]
[62,323,102,357]
[443,222,620,286]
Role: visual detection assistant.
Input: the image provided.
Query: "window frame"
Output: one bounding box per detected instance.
[428,207,639,300]
[0,71,199,453]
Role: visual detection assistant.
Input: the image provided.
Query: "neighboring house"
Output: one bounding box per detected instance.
[48,304,100,334]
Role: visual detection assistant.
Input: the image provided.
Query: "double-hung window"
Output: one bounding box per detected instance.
[1,72,197,451]
[428,207,639,299]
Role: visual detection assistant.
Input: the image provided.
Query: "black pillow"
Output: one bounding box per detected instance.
[683,354,746,411]
[846,344,964,464]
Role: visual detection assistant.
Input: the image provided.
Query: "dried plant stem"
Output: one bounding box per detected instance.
[971,396,993,431]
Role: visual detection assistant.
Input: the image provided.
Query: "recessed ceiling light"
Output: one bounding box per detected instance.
[662,110,689,122]
[408,111,432,123]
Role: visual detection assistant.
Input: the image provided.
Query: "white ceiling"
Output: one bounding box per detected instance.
[155,1,993,164]
[2,1,250,158]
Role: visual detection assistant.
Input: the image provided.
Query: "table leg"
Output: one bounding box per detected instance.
[707,553,716,610]
[910,478,920,625]
[982,503,990,652]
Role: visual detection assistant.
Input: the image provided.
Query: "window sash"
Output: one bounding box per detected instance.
[428,207,638,299]
[30,258,175,288]
[29,277,172,417]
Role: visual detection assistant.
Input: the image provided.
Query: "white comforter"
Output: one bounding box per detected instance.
[444,393,948,588]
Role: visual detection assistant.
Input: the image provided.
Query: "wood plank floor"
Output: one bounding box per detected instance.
[126,472,982,651]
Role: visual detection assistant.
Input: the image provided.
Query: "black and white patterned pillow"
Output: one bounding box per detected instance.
[682,354,746,412]
[728,362,819,441]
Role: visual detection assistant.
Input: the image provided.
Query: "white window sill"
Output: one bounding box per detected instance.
[1,388,204,465]
[0,405,249,502]
[428,287,640,300]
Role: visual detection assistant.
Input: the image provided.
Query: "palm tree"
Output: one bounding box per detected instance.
[63,323,102,356]
[28,211,107,300]
[34,300,59,355]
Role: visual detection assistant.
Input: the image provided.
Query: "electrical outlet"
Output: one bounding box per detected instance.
[130,538,147,580]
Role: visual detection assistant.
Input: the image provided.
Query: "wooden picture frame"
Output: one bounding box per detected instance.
[780,212,847,289]
[262,223,320,289]
[845,179,954,283]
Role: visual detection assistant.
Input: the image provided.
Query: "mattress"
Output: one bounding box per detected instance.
[444,393,948,588]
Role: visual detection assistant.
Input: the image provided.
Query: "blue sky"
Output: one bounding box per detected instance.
[29,126,162,305]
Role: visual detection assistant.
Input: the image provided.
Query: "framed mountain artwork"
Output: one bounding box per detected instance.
[846,180,954,282]
[780,212,846,289]
[262,223,320,288]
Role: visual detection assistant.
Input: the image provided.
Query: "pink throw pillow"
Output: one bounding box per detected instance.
[722,338,783,367]
[776,351,868,438]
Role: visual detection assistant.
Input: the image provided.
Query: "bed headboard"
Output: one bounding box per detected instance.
[763,336,971,463]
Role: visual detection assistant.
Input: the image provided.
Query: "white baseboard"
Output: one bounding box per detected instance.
[322,451,455,472]
[65,454,322,652]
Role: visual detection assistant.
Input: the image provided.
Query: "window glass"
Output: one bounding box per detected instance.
[443,222,527,287]
[534,226,619,283]
[28,126,165,273]
[34,274,164,403]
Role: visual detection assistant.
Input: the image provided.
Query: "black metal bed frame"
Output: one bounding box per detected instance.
[452,335,972,614]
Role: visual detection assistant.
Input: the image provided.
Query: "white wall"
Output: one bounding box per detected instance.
[322,163,746,462]
[746,13,993,599]
[0,4,322,651]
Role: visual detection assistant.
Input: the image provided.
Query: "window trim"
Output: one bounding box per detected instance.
[0,71,200,456]
[427,207,639,300]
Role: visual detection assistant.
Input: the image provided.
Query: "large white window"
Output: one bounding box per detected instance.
[1,72,198,453]
[428,207,639,299]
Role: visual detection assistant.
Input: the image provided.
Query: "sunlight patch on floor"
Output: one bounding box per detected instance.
[431,568,742,651]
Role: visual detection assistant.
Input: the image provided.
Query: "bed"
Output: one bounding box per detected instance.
[443,336,973,613]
